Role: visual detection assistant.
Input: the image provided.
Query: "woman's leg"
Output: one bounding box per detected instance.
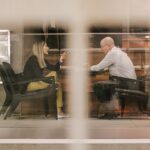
[56,86,63,114]
[46,71,64,115]
[49,84,57,119]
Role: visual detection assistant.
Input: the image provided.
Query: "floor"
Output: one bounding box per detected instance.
[0,116,150,139]
[0,117,150,149]
[1,86,150,149]
[0,144,150,150]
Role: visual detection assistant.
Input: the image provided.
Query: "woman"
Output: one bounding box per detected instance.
[23,41,66,118]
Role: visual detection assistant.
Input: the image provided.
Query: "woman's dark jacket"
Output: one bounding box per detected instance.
[21,55,60,92]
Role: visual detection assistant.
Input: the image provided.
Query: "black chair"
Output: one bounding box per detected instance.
[110,76,148,116]
[0,63,57,120]
[0,62,24,115]
[3,62,23,81]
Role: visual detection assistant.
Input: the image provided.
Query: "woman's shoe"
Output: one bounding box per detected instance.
[57,113,69,119]
[57,114,65,119]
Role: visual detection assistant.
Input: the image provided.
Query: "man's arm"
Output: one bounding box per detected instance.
[90,51,114,71]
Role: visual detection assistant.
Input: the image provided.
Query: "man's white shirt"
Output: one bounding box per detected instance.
[90,47,137,79]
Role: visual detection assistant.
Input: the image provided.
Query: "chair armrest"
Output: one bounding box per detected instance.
[19,76,55,85]
[5,76,55,85]
[115,88,147,96]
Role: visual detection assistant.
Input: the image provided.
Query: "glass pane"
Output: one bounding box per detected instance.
[87,29,150,122]
[0,30,10,64]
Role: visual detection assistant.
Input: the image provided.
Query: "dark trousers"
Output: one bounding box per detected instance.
[93,82,116,103]
[109,75,139,90]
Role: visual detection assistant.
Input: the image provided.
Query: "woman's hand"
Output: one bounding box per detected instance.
[60,51,68,63]
[43,68,50,76]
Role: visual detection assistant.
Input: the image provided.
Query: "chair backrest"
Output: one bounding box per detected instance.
[3,62,22,91]
[3,62,17,82]
[0,64,16,95]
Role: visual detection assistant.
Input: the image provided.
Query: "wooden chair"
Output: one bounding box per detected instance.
[0,63,57,120]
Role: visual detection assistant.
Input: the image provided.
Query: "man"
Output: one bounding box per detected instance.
[90,36,136,119]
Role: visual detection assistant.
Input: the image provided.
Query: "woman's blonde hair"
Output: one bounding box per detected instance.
[32,41,47,68]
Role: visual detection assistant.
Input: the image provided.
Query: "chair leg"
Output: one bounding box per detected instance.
[142,97,148,111]
[3,106,14,120]
[3,97,20,120]
[120,97,125,117]
[54,100,58,120]
[50,96,57,120]
[0,96,11,115]
[138,98,148,113]
[137,100,143,112]
[0,106,7,115]
[43,97,49,117]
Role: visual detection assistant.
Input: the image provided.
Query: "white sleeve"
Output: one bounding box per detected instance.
[90,51,114,71]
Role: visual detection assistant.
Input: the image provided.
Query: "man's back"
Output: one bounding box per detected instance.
[108,47,136,79]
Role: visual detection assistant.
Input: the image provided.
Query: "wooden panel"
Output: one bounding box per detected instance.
[122,37,150,49]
